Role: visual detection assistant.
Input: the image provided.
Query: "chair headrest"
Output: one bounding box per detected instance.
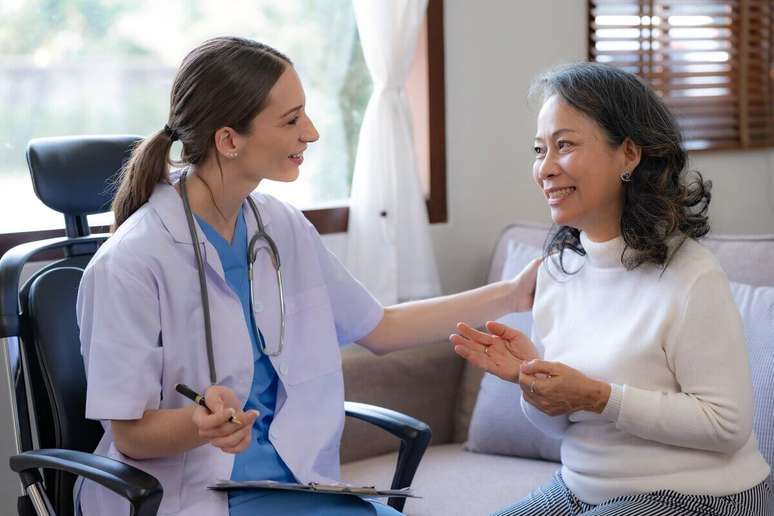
[26,135,142,216]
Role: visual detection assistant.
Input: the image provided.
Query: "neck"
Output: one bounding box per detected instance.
[181,159,258,242]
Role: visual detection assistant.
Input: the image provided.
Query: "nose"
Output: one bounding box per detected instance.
[301,115,320,143]
[536,152,560,182]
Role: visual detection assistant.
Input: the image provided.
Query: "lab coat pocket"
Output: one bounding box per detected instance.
[282,285,341,385]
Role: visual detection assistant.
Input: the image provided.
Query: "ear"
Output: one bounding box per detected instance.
[212,127,241,158]
[621,137,642,175]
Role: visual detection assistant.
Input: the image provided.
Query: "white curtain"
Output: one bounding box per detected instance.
[347,0,441,305]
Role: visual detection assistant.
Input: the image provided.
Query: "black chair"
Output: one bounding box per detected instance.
[0,135,431,516]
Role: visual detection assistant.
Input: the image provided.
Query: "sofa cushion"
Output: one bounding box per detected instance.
[465,242,562,461]
[341,443,559,516]
[730,281,774,483]
[341,342,464,463]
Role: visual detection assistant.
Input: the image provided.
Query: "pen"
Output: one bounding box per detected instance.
[175,383,242,425]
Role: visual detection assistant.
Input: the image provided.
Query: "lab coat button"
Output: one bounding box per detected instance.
[280,363,289,375]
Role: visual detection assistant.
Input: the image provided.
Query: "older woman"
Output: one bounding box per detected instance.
[451,62,773,516]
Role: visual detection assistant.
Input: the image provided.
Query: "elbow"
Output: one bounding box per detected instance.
[111,420,145,460]
[711,425,751,454]
[703,413,752,454]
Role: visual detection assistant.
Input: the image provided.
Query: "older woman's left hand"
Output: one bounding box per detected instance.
[519,359,611,416]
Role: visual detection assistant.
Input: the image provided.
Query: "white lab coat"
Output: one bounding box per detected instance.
[76,180,383,515]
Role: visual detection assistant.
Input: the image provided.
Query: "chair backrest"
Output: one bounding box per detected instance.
[0,134,141,516]
[26,266,105,513]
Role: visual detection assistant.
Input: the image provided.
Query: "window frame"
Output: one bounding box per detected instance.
[0,0,446,256]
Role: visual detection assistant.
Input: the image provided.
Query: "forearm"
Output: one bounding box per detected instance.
[112,405,206,460]
[358,280,516,354]
[603,383,752,453]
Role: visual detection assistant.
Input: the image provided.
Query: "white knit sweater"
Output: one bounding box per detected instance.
[523,232,770,504]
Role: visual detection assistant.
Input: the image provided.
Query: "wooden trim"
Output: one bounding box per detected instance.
[0,227,111,260]
[426,0,447,224]
[303,207,349,234]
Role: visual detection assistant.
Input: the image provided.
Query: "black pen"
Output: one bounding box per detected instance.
[175,383,242,424]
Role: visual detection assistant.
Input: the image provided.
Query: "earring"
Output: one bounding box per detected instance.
[226,152,238,159]
[620,171,632,182]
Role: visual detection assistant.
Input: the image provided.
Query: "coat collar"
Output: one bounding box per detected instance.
[147,171,272,281]
[148,170,272,247]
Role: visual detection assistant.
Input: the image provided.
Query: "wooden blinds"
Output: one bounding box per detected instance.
[588,0,773,151]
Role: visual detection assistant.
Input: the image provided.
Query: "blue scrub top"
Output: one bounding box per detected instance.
[196,213,399,516]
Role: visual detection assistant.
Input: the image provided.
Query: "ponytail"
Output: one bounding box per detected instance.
[112,130,174,229]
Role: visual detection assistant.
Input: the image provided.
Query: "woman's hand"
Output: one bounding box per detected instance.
[507,258,542,313]
[192,385,258,454]
[519,360,611,416]
[450,321,540,383]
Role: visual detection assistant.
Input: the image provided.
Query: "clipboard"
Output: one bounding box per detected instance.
[207,479,419,499]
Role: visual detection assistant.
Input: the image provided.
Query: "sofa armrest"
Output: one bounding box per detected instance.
[10,448,162,516]
[341,341,465,463]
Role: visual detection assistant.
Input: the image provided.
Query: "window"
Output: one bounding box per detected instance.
[0,0,446,253]
[589,0,774,151]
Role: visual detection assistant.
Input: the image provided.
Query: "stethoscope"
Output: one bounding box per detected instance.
[179,169,286,384]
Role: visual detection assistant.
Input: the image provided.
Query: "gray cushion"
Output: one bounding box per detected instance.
[730,281,774,484]
[341,443,559,516]
[465,242,562,461]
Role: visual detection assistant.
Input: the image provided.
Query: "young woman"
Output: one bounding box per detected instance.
[452,62,773,516]
[76,37,539,516]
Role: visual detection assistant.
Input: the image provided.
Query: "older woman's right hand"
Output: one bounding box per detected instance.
[450,321,540,383]
[192,385,258,454]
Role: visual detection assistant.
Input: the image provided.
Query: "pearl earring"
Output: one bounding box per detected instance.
[227,152,238,159]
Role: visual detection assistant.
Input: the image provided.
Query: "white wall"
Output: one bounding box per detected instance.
[421,0,774,295]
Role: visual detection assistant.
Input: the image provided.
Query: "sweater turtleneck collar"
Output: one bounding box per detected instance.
[579,232,626,269]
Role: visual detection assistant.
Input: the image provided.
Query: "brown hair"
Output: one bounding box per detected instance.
[112,37,291,228]
[530,62,711,272]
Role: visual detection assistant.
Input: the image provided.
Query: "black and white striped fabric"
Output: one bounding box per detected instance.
[492,472,774,516]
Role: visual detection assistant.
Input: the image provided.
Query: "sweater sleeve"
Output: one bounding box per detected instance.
[606,270,754,454]
[520,326,570,439]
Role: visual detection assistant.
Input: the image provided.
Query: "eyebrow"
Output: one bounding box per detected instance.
[534,128,579,141]
[280,105,303,118]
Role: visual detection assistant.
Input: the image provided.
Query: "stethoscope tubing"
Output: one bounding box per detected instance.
[179,169,285,385]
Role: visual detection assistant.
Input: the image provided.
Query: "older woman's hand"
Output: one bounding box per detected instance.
[519,360,611,416]
[450,321,540,383]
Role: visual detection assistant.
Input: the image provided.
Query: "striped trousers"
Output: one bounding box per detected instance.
[492,472,774,516]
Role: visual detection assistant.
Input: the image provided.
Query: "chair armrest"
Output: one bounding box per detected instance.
[10,448,162,516]
[345,401,431,512]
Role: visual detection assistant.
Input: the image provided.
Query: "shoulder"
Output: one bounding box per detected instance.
[85,205,168,284]
[662,236,727,290]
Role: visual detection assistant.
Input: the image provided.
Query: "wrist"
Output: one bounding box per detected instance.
[586,380,611,414]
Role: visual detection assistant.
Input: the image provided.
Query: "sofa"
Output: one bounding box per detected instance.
[338,222,774,516]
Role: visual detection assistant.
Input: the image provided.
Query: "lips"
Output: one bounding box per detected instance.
[546,187,575,200]
[288,151,304,166]
[544,186,576,206]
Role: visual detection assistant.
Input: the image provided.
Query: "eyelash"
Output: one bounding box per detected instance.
[287,116,299,126]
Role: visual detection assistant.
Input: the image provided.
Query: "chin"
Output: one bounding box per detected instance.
[269,169,300,183]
